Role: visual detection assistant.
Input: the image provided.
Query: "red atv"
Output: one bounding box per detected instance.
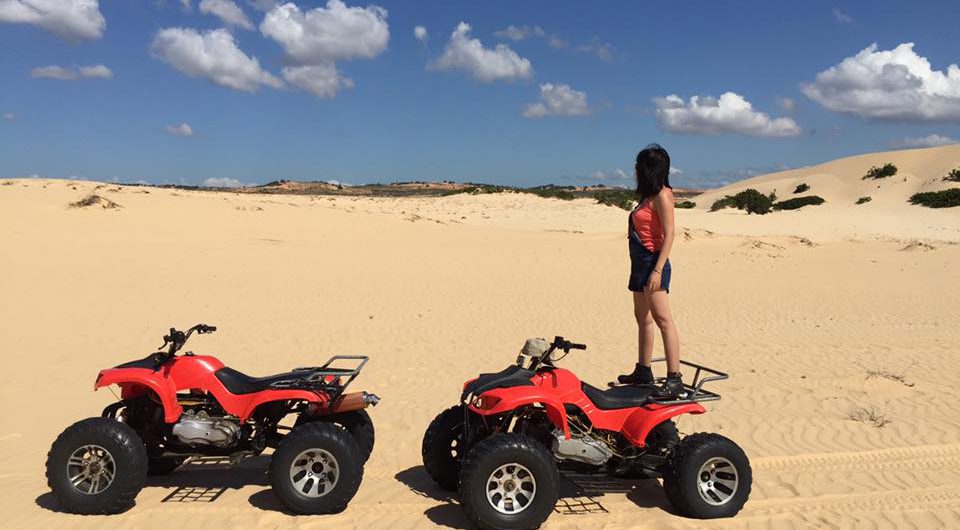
[46,324,379,515]
[422,336,751,530]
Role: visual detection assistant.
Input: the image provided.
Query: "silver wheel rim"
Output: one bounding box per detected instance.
[66,445,116,495]
[486,463,537,514]
[697,457,738,506]
[289,449,339,498]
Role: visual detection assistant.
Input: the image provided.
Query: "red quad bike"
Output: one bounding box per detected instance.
[46,324,380,515]
[422,336,751,530]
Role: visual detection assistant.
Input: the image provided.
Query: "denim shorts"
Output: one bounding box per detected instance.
[628,246,671,293]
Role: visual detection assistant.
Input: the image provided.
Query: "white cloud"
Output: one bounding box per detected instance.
[30,64,112,80]
[494,24,537,41]
[413,24,427,43]
[2,112,14,121]
[777,96,796,113]
[802,43,960,122]
[430,22,533,83]
[0,0,105,41]
[246,0,276,11]
[590,166,682,184]
[522,83,591,118]
[261,1,389,63]
[199,0,253,30]
[494,24,566,48]
[203,177,245,187]
[832,8,853,23]
[151,27,283,92]
[281,64,353,99]
[165,123,194,136]
[654,92,801,137]
[30,65,76,80]
[576,37,615,61]
[890,134,957,148]
[259,0,389,98]
[78,64,112,78]
[180,0,192,10]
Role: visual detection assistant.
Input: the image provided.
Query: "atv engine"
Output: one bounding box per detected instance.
[551,429,614,465]
[171,409,241,448]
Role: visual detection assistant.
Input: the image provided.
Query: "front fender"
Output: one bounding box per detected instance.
[621,402,706,447]
[467,387,570,437]
[95,367,182,423]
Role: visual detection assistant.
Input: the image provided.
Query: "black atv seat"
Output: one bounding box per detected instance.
[215,367,316,394]
[581,382,654,410]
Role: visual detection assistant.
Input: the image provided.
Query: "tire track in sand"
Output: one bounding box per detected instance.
[743,484,960,517]
[752,443,960,473]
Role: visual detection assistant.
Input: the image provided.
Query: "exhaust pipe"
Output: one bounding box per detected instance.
[320,391,381,414]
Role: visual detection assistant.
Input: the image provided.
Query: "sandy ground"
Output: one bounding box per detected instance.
[1,147,959,530]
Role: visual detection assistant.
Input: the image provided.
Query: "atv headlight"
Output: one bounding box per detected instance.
[472,395,501,410]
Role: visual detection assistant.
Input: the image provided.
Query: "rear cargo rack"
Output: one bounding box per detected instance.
[271,355,369,401]
[648,357,728,404]
[608,357,728,404]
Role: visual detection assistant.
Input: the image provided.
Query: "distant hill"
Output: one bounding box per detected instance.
[692,144,960,211]
[170,179,704,200]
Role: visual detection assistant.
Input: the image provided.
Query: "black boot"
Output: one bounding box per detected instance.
[617,363,654,385]
[653,372,688,399]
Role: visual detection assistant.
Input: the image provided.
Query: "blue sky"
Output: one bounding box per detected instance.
[2,0,960,188]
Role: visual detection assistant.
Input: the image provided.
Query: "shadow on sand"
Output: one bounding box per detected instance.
[394,465,675,529]
[36,455,288,513]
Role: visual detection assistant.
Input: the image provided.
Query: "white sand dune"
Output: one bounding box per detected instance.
[685,144,960,242]
[1,156,959,530]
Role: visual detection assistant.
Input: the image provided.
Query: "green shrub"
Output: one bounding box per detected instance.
[710,197,733,211]
[909,188,960,208]
[710,189,772,215]
[594,189,636,210]
[863,163,898,180]
[855,196,872,205]
[773,195,825,210]
[945,168,960,183]
[532,189,575,200]
[675,200,696,209]
[794,183,810,194]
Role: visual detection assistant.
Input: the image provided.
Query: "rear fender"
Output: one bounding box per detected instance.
[621,402,706,447]
[235,389,329,421]
[467,388,570,437]
[95,368,182,423]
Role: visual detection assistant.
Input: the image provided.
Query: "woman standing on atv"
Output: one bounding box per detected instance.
[618,144,686,398]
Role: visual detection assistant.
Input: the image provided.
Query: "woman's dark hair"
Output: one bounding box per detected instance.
[635,143,671,200]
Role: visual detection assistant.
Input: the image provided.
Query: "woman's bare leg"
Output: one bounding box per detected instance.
[646,289,680,374]
[633,291,654,366]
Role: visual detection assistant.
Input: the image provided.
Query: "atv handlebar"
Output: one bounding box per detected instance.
[553,337,586,353]
[158,324,216,356]
[526,336,586,370]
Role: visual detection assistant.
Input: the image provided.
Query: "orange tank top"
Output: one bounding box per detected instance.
[631,192,668,252]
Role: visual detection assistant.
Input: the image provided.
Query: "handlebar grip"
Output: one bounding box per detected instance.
[570,343,587,350]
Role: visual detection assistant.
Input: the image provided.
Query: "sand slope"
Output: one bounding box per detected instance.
[685,144,960,243]
[1,175,959,530]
